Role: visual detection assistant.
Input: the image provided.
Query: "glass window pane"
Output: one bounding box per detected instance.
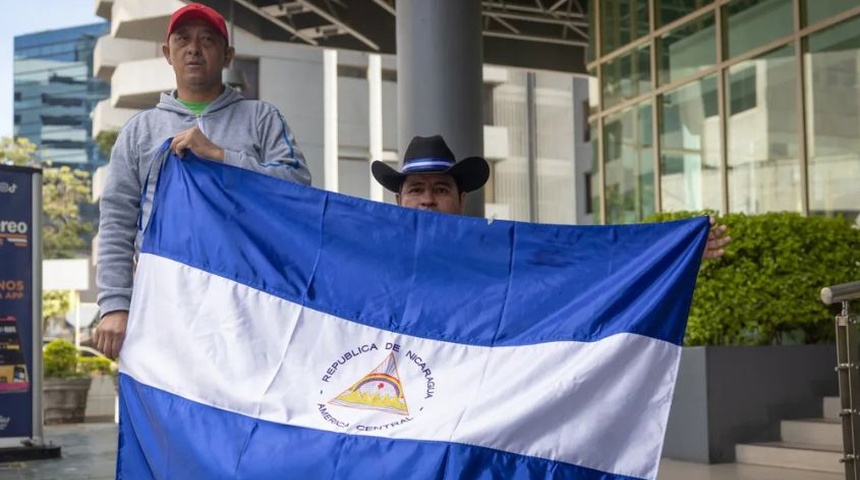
[657,12,717,86]
[657,0,715,27]
[660,75,722,212]
[804,0,860,27]
[806,16,860,218]
[726,46,801,214]
[725,0,793,59]
[602,44,651,108]
[604,102,655,223]
[601,0,650,55]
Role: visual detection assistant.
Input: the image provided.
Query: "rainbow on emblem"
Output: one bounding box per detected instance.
[329,352,409,415]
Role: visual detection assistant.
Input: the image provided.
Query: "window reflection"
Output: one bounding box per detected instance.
[726,46,801,214]
[806,16,860,219]
[657,12,717,86]
[657,0,716,27]
[602,45,651,108]
[604,102,655,223]
[725,0,793,58]
[660,76,722,212]
[804,0,860,28]
[600,0,650,55]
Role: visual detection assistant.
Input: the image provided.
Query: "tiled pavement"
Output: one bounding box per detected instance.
[0,424,115,480]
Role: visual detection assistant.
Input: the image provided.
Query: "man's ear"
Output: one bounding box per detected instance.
[459,192,467,215]
[224,45,236,67]
[162,43,172,64]
[395,193,402,206]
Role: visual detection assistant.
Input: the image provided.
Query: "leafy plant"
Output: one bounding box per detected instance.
[77,356,115,377]
[42,290,71,324]
[0,137,38,165]
[95,129,119,159]
[645,211,860,346]
[44,339,115,379]
[1,137,94,260]
[43,339,82,379]
[41,165,93,259]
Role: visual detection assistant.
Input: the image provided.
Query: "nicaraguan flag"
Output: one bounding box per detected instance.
[116,148,709,479]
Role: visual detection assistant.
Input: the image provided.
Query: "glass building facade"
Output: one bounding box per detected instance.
[588,0,860,223]
[14,23,111,170]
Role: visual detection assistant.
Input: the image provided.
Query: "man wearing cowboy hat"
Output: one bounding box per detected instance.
[372,135,488,216]
[373,135,730,258]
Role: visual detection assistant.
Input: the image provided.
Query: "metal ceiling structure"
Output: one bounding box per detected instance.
[201,0,589,73]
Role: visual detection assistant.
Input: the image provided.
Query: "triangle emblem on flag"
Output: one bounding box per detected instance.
[329,352,410,416]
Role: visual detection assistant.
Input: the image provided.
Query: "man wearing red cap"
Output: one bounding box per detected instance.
[94,3,312,359]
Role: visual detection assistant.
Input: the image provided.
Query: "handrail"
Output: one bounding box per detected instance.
[823,280,860,480]
[822,281,860,306]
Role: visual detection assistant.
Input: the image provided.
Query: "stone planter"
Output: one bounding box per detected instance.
[663,345,837,464]
[84,375,117,423]
[43,377,92,425]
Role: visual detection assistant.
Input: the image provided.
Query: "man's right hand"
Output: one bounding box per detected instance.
[94,311,128,360]
[170,127,225,161]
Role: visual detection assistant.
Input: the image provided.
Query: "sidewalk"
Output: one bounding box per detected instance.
[0,424,115,480]
[0,423,845,480]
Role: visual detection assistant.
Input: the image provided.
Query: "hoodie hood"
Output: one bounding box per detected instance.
[157,84,244,116]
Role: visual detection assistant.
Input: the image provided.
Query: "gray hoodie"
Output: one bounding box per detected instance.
[97,85,312,315]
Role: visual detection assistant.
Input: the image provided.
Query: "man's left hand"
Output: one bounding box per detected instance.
[170,127,225,161]
[703,215,731,260]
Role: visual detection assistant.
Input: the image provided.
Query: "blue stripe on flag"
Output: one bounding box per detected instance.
[116,374,644,480]
[141,153,709,346]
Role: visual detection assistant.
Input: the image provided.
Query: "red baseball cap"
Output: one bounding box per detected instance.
[167,3,229,42]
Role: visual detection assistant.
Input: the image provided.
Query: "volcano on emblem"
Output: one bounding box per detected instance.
[329,352,409,415]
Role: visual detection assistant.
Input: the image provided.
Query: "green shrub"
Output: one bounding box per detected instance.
[645,211,860,346]
[77,357,114,377]
[95,129,119,159]
[43,339,80,379]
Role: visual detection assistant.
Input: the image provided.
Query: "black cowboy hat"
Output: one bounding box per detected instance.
[371,135,489,193]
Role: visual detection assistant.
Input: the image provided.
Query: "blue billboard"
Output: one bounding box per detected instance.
[0,165,39,439]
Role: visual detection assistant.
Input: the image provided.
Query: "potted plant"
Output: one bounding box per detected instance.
[43,339,91,424]
[77,356,115,381]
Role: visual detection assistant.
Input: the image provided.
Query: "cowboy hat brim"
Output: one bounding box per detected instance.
[371,156,490,193]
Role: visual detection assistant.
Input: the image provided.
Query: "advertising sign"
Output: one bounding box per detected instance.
[0,165,40,439]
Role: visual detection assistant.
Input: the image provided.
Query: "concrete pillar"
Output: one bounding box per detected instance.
[368,54,384,203]
[396,0,485,217]
[323,49,338,192]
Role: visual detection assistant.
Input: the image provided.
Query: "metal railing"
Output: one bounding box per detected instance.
[822,280,860,480]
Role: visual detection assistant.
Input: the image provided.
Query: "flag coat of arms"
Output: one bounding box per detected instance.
[116,148,709,479]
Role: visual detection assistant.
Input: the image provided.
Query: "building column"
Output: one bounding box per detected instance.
[526,72,538,222]
[368,54,384,203]
[396,0,484,217]
[324,49,338,193]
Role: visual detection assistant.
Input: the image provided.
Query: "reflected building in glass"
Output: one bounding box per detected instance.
[588,0,860,223]
[14,23,111,170]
